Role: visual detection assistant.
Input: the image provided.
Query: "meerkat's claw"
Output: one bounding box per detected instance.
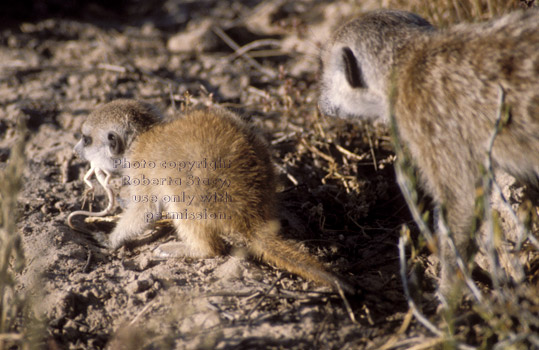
[93,231,113,249]
[81,230,108,249]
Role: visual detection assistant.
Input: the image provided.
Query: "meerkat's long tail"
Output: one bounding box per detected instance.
[250,220,355,294]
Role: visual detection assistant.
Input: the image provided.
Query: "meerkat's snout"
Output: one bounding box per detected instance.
[73,134,91,160]
[73,128,120,173]
[73,140,83,158]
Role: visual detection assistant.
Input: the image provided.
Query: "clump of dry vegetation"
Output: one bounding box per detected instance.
[0,122,32,350]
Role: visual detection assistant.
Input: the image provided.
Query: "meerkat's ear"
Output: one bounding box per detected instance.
[342,47,366,89]
[107,131,124,156]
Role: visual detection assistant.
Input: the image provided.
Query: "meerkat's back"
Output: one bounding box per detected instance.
[394,10,539,189]
[128,108,276,235]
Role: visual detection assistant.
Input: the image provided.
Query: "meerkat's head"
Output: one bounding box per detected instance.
[74,99,163,173]
[318,10,433,123]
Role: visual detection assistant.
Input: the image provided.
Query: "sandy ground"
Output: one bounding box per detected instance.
[1,1,537,349]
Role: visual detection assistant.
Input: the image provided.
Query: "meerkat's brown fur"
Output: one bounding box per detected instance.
[74,99,353,293]
[318,9,539,298]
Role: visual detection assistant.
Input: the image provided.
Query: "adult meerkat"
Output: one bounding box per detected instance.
[73,99,352,293]
[318,9,539,298]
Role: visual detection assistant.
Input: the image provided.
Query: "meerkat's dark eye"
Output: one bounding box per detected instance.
[107,131,124,156]
[82,135,92,146]
[342,47,366,89]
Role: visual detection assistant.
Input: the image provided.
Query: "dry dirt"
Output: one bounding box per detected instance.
[1,1,537,349]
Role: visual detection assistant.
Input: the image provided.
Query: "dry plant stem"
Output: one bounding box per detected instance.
[397,236,442,337]
[365,124,378,171]
[67,164,115,231]
[97,63,127,73]
[313,310,331,347]
[335,279,358,324]
[377,309,414,350]
[129,298,157,326]
[273,163,299,186]
[300,138,335,163]
[399,236,482,346]
[207,301,235,321]
[228,39,281,60]
[212,26,277,79]
[246,49,288,58]
[82,250,92,273]
[436,216,483,304]
[377,309,416,350]
[335,144,367,161]
[246,276,280,321]
[483,86,516,292]
[505,329,539,350]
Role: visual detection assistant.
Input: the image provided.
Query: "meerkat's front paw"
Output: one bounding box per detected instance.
[87,230,111,249]
[108,232,129,250]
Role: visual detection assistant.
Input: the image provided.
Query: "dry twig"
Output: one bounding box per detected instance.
[212,26,277,79]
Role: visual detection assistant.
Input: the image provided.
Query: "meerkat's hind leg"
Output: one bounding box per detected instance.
[437,194,478,304]
[154,222,226,259]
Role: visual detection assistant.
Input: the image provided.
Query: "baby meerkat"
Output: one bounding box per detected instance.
[318,10,539,298]
[73,99,352,293]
